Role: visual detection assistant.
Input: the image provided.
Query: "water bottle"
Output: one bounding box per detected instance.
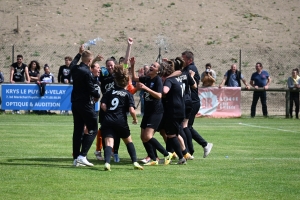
[83,37,104,48]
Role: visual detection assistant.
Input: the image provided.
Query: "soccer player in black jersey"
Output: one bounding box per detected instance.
[100,65,143,171]
[181,51,213,158]
[96,38,134,163]
[71,47,100,167]
[130,57,173,166]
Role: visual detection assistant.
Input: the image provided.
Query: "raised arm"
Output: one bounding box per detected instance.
[91,54,104,67]
[70,45,84,69]
[130,57,139,82]
[124,38,133,65]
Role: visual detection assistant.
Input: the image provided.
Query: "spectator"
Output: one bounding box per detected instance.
[287,68,300,119]
[200,63,216,87]
[58,56,72,114]
[10,54,30,114]
[219,64,250,89]
[40,64,55,83]
[250,62,271,118]
[58,56,72,84]
[28,60,41,83]
[138,64,149,116]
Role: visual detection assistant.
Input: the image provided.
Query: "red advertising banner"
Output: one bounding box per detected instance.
[196,87,241,118]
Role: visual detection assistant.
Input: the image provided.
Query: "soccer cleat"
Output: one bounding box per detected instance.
[143,160,158,166]
[94,151,104,160]
[114,154,120,162]
[104,163,111,171]
[183,152,194,160]
[177,157,187,165]
[190,155,195,160]
[133,162,144,170]
[73,159,86,167]
[172,152,178,160]
[164,152,173,165]
[140,156,151,164]
[76,156,94,166]
[203,143,213,158]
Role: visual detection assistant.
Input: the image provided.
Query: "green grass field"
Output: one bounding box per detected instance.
[0,114,299,200]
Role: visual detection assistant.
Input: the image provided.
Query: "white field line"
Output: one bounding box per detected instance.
[238,122,298,133]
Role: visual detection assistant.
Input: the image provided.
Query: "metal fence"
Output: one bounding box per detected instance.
[1,43,299,116]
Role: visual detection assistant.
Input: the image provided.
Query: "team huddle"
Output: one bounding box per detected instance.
[70,38,213,171]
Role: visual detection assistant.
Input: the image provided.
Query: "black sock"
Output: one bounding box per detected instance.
[149,138,168,157]
[114,136,120,154]
[184,127,193,154]
[126,142,137,163]
[143,142,156,160]
[166,138,174,152]
[168,137,183,159]
[104,146,112,163]
[182,148,188,156]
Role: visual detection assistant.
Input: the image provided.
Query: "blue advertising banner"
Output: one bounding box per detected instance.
[1,84,72,110]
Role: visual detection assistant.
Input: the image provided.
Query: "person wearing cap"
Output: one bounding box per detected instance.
[200,63,216,87]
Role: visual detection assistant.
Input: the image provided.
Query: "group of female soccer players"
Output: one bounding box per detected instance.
[92,38,213,171]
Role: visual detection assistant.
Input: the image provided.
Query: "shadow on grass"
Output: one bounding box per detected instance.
[0,157,137,171]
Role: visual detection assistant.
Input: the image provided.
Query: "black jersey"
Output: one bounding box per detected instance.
[183,63,200,103]
[28,70,40,82]
[164,76,185,118]
[92,76,101,92]
[71,62,100,103]
[99,71,115,95]
[58,65,71,83]
[11,62,27,82]
[101,86,135,125]
[139,76,164,116]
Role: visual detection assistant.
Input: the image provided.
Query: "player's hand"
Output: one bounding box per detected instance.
[137,82,145,90]
[264,85,269,90]
[128,37,133,45]
[79,44,84,54]
[189,70,195,77]
[129,57,135,65]
[254,86,259,89]
[95,54,104,61]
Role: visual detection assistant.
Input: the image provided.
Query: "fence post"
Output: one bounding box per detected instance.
[12,44,15,64]
[285,90,290,118]
[239,49,242,71]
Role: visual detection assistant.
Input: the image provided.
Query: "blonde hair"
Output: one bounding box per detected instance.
[81,50,93,63]
[113,65,129,88]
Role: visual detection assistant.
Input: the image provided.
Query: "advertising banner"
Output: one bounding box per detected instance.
[1,84,72,110]
[197,87,241,118]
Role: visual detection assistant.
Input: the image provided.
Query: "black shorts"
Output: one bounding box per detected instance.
[140,113,163,131]
[101,122,131,139]
[164,118,183,136]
